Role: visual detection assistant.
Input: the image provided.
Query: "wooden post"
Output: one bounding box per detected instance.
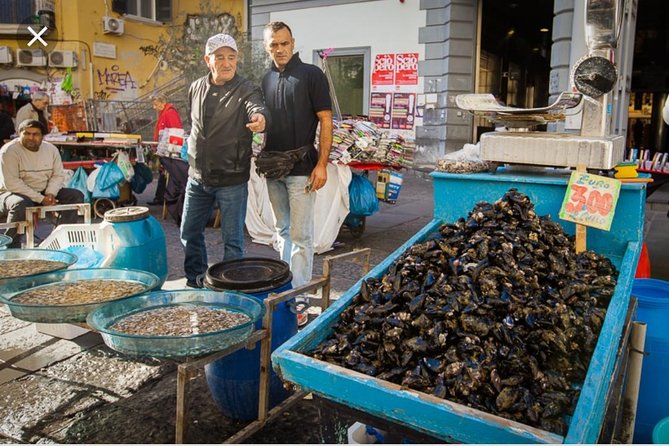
[575,224,587,253]
[575,164,587,253]
[175,364,190,444]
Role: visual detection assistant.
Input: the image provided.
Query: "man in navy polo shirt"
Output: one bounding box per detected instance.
[261,21,333,288]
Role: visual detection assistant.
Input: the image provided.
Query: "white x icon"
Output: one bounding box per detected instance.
[27,26,48,47]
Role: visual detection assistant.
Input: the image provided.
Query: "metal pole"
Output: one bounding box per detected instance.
[257,298,274,423]
[317,49,342,122]
[620,321,647,443]
[321,248,372,310]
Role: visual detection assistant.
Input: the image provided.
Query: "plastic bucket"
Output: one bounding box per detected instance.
[632,279,669,444]
[653,416,669,444]
[634,242,651,278]
[102,207,168,286]
[203,257,296,421]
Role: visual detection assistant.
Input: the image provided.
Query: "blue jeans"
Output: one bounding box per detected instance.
[180,178,248,283]
[266,176,315,287]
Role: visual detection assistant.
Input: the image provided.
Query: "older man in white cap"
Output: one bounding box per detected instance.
[15,91,51,133]
[180,33,270,288]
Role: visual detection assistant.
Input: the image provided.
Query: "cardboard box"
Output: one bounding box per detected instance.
[375,170,403,203]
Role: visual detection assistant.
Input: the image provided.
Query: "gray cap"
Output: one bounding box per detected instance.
[205,33,238,55]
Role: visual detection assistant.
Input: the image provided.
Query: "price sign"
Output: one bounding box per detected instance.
[559,171,621,231]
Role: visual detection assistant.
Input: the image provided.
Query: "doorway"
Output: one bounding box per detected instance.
[314,47,370,118]
[475,0,554,137]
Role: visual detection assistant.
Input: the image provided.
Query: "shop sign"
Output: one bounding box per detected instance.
[559,171,621,231]
[372,53,395,86]
[395,52,418,85]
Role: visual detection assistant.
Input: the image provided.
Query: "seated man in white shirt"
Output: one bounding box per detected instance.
[0,119,84,248]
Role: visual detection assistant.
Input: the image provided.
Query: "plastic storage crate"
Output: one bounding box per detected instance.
[38,207,168,287]
[39,223,118,268]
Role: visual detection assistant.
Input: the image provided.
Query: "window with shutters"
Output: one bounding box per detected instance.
[115,0,172,22]
[0,0,32,24]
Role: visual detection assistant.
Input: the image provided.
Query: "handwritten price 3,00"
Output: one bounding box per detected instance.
[564,184,613,216]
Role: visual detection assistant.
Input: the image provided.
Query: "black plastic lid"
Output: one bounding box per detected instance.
[204,257,292,294]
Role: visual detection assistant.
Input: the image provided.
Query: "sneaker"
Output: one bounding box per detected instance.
[186,280,203,289]
[297,312,309,327]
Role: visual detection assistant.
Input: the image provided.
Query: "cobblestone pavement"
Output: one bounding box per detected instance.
[0,170,434,444]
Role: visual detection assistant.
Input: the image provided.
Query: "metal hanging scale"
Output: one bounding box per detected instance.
[572,55,618,99]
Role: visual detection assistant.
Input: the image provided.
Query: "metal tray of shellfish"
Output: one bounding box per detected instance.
[0,268,161,323]
[86,289,265,359]
[272,171,645,443]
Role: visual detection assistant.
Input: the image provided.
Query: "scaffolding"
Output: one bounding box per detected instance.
[84,75,189,141]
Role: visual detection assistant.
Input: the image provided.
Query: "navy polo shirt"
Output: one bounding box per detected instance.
[262,53,331,175]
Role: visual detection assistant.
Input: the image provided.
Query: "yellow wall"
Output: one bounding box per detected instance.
[0,0,245,101]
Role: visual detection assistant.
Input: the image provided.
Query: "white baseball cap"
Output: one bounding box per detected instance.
[205,33,238,55]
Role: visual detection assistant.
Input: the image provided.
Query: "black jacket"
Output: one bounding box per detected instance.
[187,74,269,187]
[0,112,13,142]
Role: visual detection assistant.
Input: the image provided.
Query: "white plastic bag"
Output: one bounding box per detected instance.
[116,151,134,181]
[86,165,100,192]
[244,162,351,254]
[436,142,490,173]
[157,128,185,157]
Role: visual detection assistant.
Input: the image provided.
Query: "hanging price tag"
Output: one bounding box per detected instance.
[559,171,621,231]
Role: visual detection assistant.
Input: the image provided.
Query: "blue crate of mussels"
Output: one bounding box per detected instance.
[272,170,645,444]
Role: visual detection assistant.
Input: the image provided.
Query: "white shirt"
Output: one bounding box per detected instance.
[0,138,67,203]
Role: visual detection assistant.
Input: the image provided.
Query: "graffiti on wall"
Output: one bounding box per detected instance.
[96,65,138,94]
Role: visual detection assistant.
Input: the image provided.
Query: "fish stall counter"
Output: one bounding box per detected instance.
[271,169,645,444]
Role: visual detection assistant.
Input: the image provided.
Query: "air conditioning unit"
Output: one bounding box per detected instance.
[48,50,77,68]
[0,46,12,64]
[102,16,124,35]
[15,49,47,67]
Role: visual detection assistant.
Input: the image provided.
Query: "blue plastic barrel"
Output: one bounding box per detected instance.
[632,279,669,444]
[203,257,296,421]
[102,207,168,287]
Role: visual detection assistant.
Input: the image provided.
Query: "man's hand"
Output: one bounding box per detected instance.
[246,113,266,133]
[41,194,58,206]
[308,164,328,192]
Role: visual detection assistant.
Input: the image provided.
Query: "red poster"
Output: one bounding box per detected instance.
[395,53,419,85]
[372,53,395,86]
[391,93,416,130]
[369,92,392,129]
